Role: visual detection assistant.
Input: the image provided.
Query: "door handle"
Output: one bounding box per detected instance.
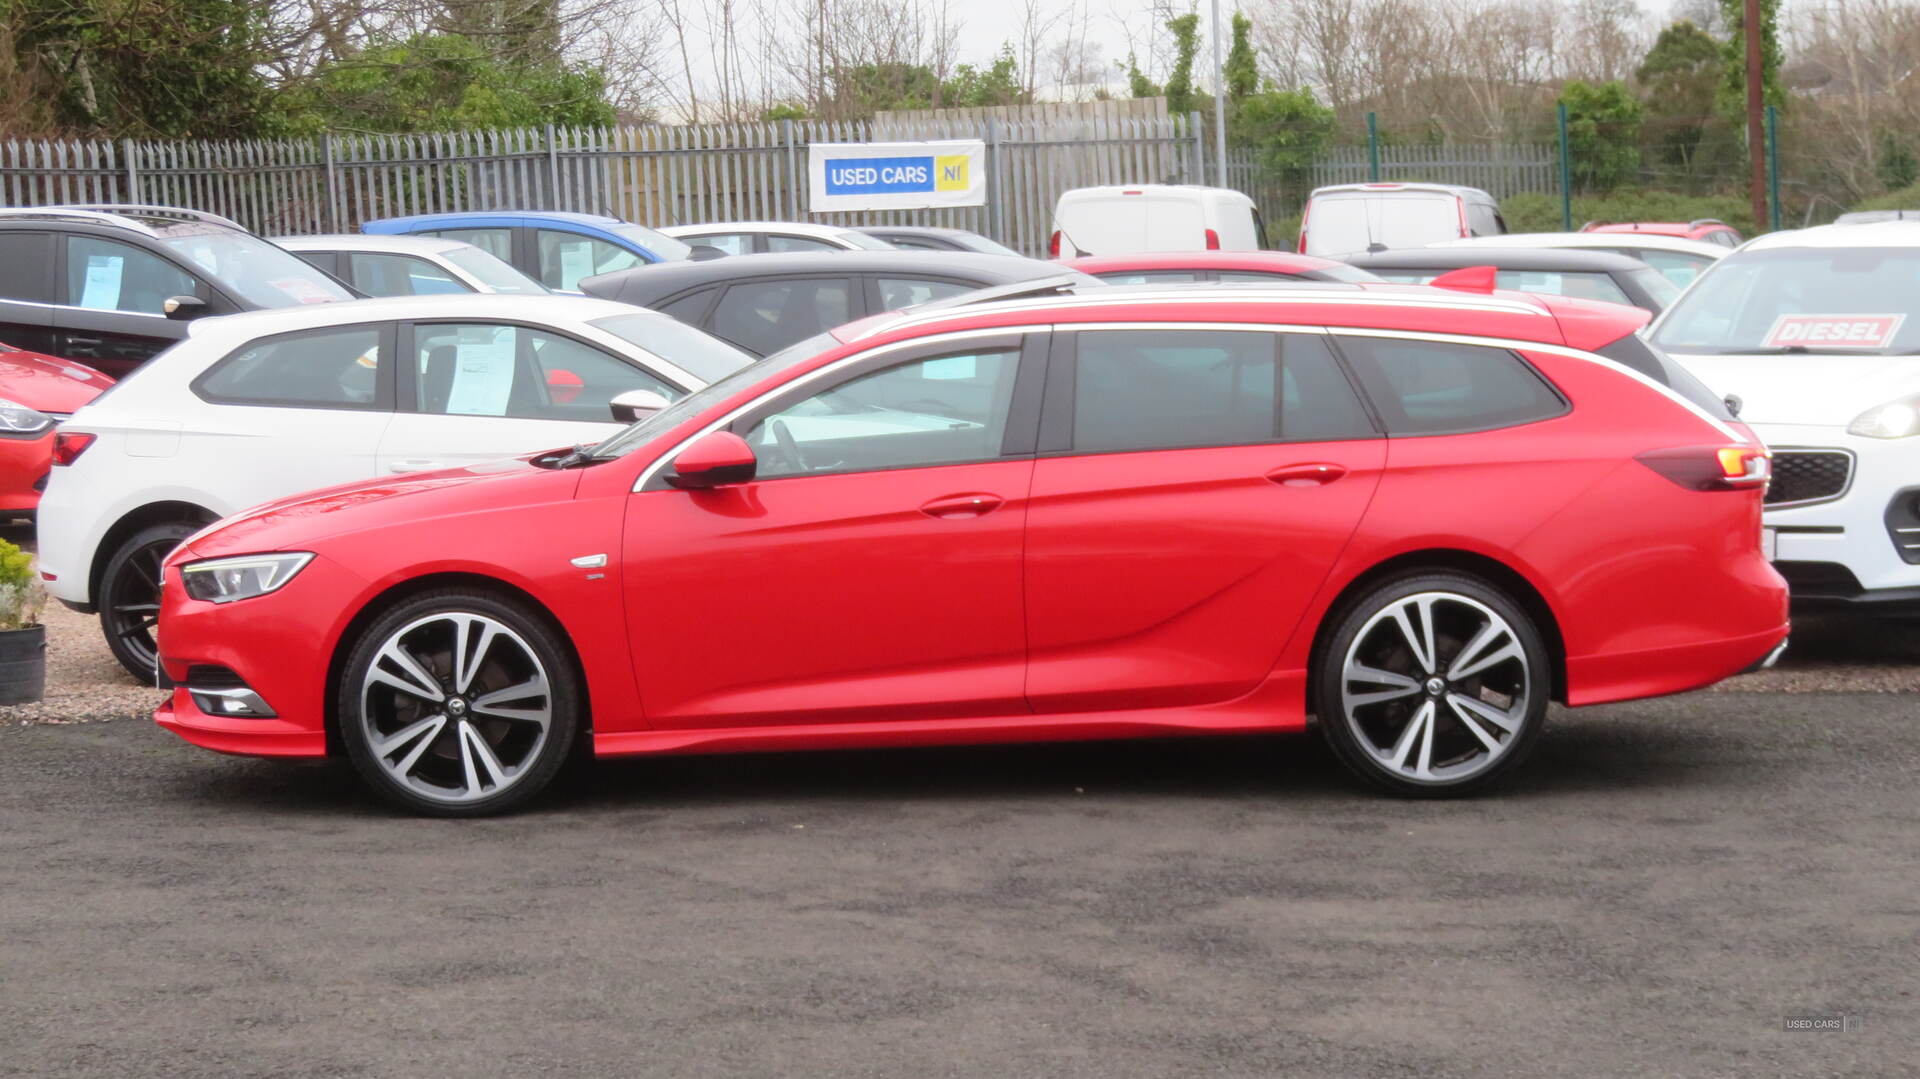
[389,458,448,474]
[919,492,1004,519]
[1266,463,1347,487]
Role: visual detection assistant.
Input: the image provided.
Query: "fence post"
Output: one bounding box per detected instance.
[545,124,561,210]
[783,118,798,220]
[122,138,139,203]
[1765,105,1781,232]
[1191,112,1205,184]
[985,117,1001,244]
[1367,113,1380,182]
[1556,103,1573,231]
[322,133,340,232]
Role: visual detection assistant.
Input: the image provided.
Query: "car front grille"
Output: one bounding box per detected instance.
[1766,450,1852,507]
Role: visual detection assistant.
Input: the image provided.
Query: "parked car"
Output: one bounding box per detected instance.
[275,234,547,296]
[149,279,1783,815]
[1346,247,1681,315]
[1582,219,1743,247]
[0,341,113,519]
[580,251,1099,357]
[37,294,751,683]
[1833,210,1920,225]
[854,225,1022,256]
[659,221,895,255]
[1649,221,1920,614]
[1298,182,1505,257]
[1066,250,1381,285]
[1049,184,1266,258]
[1439,231,1726,290]
[362,212,693,293]
[0,204,356,376]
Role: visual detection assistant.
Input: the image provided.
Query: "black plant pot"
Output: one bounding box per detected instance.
[0,624,47,705]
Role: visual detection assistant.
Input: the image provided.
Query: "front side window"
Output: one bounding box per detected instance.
[348,253,470,297]
[1071,330,1374,453]
[766,234,839,253]
[1493,269,1632,306]
[709,278,852,356]
[876,277,972,309]
[687,233,752,256]
[411,322,681,421]
[64,236,202,314]
[421,228,513,262]
[743,347,1023,479]
[197,325,387,410]
[536,231,645,290]
[1337,336,1566,435]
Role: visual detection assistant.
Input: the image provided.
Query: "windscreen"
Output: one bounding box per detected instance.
[609,223,694,262]
[1653,247,1920,355]
[442,246,547,294]
[590,312,754,383]
[158,226,355,306]
[589,330,839,460]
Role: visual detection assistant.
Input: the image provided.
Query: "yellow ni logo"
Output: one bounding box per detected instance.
[935,155,969,192]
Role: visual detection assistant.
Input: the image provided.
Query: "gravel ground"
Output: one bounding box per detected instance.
[0,523,165,726]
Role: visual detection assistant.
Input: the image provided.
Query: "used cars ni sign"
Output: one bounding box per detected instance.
[153,283,1788,815]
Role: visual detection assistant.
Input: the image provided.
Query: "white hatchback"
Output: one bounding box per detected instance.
[1649,222,1920,614]
[37,293,751,681]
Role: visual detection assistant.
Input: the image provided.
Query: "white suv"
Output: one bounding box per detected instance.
[1650,222,1920,614]
[37,293,750,682]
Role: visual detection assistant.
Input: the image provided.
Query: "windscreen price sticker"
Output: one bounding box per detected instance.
[1763,313,1906,350]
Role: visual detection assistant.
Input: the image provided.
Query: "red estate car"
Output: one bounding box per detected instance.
[1582,219,1744,248]
[0,342,113,517]
[1065,250,1381,285]
[153,283,1788,815]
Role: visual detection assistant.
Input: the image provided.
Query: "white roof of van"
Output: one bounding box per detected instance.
[1057,184,1254,203]
[1310,182,1493,199]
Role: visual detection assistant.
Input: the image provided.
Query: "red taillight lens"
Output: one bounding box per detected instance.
[52,432,95,466]
[1048,230,1061,258]
[1205,228,1221,250]
[1637,445,1770,491]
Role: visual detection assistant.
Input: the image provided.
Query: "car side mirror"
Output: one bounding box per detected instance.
[667,430,757,489]
[163,295,209,321]
[1724,393,1743,418]
[609,388,671,423]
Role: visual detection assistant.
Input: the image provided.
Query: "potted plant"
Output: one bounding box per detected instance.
[0,538,46,704]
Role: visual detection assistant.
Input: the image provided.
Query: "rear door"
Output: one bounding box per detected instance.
[0,231,56,354]
[1022,326,1386,712]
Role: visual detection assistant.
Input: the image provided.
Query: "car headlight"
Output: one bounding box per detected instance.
[1848,395,1920,438]
[0,398,52,435]
[180,553,314,603]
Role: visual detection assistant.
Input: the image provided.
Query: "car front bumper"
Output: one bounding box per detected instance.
[1752,422,1920,609]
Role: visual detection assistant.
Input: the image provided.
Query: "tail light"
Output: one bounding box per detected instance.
[1296,204,1310,252]
[1456,196,1470,237]
[1636,445,1771,491]
[52,431,95,466]
[1048,230,1061,258]
[1205,228,1220,250]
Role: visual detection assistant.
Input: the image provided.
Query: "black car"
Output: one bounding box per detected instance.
[580,251,1098,357]
[854,225,1024,256]
[1343,246,1682,315]
[0,205,356,376]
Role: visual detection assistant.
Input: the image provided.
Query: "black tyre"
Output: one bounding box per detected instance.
[338,589,580,817]
[98,521,200,685]
[1315,572,1550,797]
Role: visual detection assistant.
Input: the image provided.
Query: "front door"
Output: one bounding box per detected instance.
[622,333,1044,728]
[50,234,200,376]
[1023,327,1386,712]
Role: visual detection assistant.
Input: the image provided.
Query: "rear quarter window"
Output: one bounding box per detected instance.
[1336,336,1567,435]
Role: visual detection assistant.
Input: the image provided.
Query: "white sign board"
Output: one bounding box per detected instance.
[809,140,986,213]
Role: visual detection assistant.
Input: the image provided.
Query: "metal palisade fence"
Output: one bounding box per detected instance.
[0,117,1559,256]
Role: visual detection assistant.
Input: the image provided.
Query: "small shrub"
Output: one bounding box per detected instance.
[0,538,45,631]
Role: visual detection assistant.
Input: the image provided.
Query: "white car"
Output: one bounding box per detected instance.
[1440,232,1726,290]
[660,221,895,256]
[274,234,548,297]
[1648,222,1920,614]
[37,293,751,682]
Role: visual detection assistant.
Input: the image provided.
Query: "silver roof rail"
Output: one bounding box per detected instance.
[904,273,1088,314]
[46,203,249,232]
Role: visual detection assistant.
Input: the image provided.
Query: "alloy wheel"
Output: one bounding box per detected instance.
[358,612,554,806]
[1338,591,1533,784]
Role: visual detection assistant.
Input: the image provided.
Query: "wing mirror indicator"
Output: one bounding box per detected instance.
[667,430,757,490]
[609,388,671,423]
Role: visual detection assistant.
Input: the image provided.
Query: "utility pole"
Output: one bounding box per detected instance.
[1212,0,1226,188]
[1745,0,1767,230]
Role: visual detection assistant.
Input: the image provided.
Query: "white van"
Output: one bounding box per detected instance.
[1299,182,1506,258]
[1049,185,1266,257]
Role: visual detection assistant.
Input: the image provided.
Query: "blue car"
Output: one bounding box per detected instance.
[362,211,693,293]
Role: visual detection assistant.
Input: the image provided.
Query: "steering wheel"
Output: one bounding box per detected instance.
[770,419,808,473]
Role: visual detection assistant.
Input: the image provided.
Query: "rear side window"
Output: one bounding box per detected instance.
[1494,269,1630,306]
[198,325,389,410]
[1070,330,1375,453]
[0,232,51,302]
[709,278,852,356]
[876,277,971,308]
[1337,336,1566,435]
[1595,332,1734,420]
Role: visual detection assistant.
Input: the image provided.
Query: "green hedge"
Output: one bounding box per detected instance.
[1499,190,1756,235]
[1851,182,1920,213]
